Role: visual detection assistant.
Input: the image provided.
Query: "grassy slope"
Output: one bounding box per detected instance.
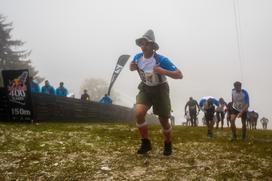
[0,122,271,180]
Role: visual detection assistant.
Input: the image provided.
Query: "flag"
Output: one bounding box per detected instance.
[107,55,130,95]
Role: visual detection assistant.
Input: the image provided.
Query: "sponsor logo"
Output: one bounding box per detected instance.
[7,71,28,105]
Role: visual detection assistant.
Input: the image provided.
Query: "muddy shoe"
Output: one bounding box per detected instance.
[163,142,172,156]
[137,139,152,154]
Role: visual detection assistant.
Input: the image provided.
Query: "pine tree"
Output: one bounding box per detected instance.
[0,15,43,86]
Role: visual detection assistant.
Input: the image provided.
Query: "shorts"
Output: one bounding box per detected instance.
[189,109,197,119]
[136,82,171,118]
[205,114,214,121]
[229,106,247,120]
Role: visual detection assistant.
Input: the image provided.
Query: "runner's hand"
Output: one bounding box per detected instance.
[130,62,138,71]
[153,64,165,74]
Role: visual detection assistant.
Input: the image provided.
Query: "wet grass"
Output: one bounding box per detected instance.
[0,122,271,180]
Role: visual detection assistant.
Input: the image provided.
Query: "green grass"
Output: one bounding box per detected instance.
[0,122,271,180]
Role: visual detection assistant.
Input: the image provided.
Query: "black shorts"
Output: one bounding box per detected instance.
[229,106,247,120]
[136,82,171,118]
[205,114,214,121]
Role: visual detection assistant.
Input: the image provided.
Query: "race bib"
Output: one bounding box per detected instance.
[233,102,243,111]
[138,69,164,86]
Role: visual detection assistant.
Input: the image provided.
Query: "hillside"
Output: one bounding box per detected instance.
[0,122,271,180]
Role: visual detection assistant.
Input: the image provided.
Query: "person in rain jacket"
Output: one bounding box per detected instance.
[41,80,55,95]
[56,82,68,97]
[99,94,112,104]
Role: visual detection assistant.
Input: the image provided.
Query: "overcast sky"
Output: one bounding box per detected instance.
[1,0,271,128]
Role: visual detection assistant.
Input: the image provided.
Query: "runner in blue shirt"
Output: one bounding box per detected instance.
[56,82,68,97]
[130,29,183,156]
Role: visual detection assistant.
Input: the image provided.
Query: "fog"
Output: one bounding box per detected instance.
[1,0,271,128]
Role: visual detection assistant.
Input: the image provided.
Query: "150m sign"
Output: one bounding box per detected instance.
[11,108,31,116]
[2,69,33,122]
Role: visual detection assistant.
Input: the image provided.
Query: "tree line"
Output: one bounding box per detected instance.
[0,14,43,86]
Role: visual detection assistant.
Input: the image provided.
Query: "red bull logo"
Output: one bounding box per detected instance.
[7,71,28,104]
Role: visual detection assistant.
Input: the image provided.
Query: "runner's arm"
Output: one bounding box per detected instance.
[237,104,249,118]
[130,62,138,71]
[153,65,183,79]
[184,103,188,114]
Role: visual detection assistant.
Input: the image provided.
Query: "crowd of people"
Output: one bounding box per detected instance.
[29,78,112,104]
[30,79,68,97]
[183,82,269,140]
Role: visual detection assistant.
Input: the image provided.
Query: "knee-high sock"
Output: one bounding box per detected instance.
[162,127,172,143]
[136,122,148,139]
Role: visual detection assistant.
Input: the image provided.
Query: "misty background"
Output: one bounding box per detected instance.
[0,0,271,128]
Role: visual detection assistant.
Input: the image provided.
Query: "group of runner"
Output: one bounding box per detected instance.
[184,81,250,140]
[185,98,233,128]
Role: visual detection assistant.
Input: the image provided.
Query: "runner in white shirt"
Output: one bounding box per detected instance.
[229,81,249,141]
[130,29,183,156]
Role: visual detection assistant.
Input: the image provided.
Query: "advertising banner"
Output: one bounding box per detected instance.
[2,69,33,121]
[107,55,130,95]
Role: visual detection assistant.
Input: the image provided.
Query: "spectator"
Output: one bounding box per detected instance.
[29,76,40,93]
[99,94,112,104]
[56,82,68,97]
[81,89,90,101]
[41,80,55,95]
